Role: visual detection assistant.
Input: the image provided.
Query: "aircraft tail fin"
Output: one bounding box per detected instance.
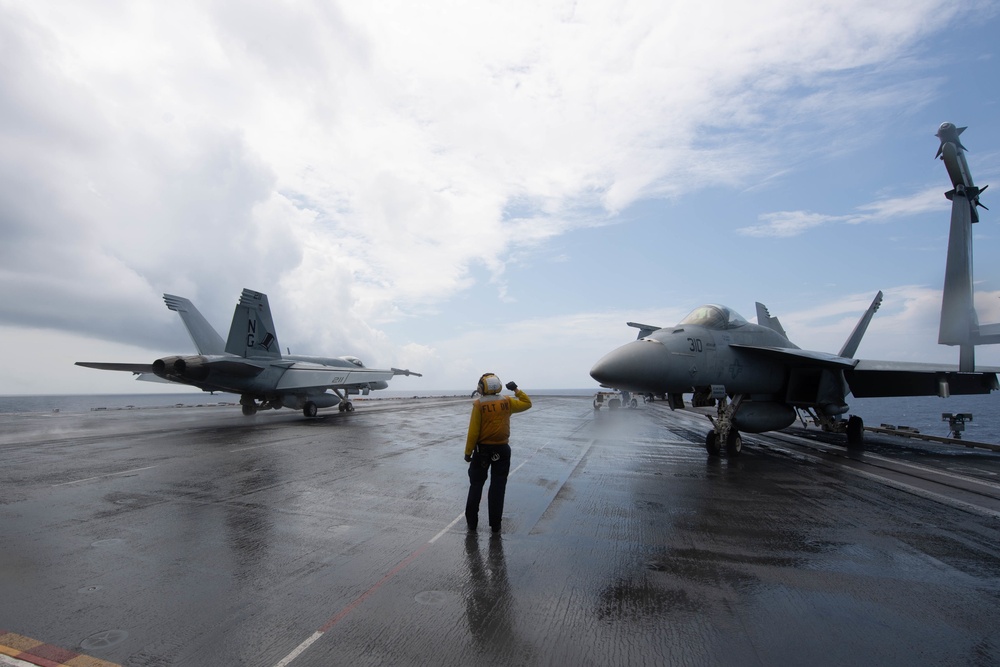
[838,291,883,359]
[163,294,226,355]
[225,289,282,359]
[755,303,787,339]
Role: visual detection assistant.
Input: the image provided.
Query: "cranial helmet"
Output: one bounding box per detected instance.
[478,373,502,395]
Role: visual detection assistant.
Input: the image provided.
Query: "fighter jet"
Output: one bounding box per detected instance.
[590,292,999,455]
[77,288,421,418]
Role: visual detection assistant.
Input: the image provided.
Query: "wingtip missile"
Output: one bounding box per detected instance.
[937,122,987,222]
[935,122,968,158]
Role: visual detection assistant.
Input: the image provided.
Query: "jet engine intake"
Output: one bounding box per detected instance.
[733,402,796,433]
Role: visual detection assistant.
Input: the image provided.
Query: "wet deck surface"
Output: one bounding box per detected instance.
[2,396,999,666]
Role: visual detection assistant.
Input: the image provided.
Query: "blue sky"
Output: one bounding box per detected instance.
[2,0,999,395]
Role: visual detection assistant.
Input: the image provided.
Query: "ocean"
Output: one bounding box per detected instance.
[1,390,997,444]
[848,394,1000,444]
[0,388,594,415]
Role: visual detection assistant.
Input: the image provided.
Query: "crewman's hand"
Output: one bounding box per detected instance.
[505,381,518,392]
[464,454,472,462]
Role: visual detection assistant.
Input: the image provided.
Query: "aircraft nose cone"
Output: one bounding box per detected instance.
[590,340,665,392]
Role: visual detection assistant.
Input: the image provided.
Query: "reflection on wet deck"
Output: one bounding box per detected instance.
[1,396,998,666]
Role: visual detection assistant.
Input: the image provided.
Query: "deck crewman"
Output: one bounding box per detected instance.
[464,373,532,534]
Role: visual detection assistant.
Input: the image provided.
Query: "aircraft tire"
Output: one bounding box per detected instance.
[241,404,257,416]
[630,398,638,408]
[705,430,722,456]
[726,429,743,456]
[345,402,355,412]
[303,401,318,418]
[846,415,864,449]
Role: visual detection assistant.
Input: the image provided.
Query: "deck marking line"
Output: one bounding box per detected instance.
[52,465,159,487]
[272,632,323,667]
[430,514,465,544]
[318,541,431,633]
[272,542,433,666]
[273,435,559,666]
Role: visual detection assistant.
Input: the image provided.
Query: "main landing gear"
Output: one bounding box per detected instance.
[239,393,357,419]
[705,428,742,457]
[705,394,744,457]
[303,397,353,418]
[240,395,259,416]
[806,408,865,449]
[845,414,864,449]
[330,388,354,414]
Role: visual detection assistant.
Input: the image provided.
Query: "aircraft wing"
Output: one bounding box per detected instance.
[728,345,858,369]
[75,362,156,374]
[274,363,418,391]
[846,359,1000,397]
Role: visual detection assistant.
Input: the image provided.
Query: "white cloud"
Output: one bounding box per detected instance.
[0,0,993,393]
[778,285,1000,365]
[738,210,843,238]
[739,186,950,237]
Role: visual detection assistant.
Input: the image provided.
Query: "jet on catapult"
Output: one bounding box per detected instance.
[77,288,420,418]
[591,294,999,456]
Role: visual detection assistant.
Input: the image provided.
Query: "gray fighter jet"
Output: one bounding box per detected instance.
[77,288,420,418]
[590,293,998,455]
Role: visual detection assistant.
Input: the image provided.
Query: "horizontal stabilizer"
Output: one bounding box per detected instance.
[135,373,172,384]
[75,362,155,374]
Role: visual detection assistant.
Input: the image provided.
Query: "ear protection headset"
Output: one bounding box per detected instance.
[477,373,502,395]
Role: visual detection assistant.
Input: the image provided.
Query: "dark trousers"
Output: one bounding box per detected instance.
[465,444,511,529]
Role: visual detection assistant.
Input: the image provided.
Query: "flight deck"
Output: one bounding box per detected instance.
[1,396,999,666]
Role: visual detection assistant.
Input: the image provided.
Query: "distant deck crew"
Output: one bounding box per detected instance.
[464,373,532,534]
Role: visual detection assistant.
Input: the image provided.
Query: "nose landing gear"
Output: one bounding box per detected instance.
[705,394,745,457]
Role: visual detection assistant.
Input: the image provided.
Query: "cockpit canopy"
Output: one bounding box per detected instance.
[678,304,748,330]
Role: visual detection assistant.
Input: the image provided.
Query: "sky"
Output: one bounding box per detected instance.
[2,0,1000,396]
